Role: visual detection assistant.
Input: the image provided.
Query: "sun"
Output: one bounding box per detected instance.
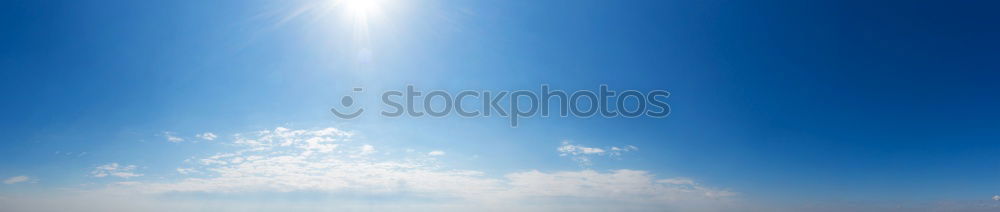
[332,0,384,64]
[340,0,382,18]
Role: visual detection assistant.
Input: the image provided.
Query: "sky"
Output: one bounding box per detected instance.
[1,0,1000,211]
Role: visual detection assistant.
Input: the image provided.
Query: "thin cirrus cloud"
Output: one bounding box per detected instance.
[91,163,143,179]
[3,175,32,184]
[428,150,445,156]
[558,140,639,165]
[162,132,184,143]
[3,127,735,211]
[196,132,218,141]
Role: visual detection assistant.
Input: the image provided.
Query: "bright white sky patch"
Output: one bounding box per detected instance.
[268,0,391,65]
[359,144,375,155]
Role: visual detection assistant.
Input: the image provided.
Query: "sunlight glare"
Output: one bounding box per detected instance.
[341,0,381,18]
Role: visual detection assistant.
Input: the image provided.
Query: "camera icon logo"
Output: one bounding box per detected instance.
[331,87,364,119]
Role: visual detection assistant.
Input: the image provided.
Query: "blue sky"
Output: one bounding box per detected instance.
[2,0,1000,211]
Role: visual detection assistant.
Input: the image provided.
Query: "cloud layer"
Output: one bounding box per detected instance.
[6,127,737,211]
[3,176,31,184]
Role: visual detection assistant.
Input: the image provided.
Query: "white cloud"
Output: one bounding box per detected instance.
[361,144,375,154]
[428,150,445,156]
[162,132,183,143]
[359,144,375,156]
[609,145,639,156]
[658,177,695,185]
[100,128,729,207]
[994,195,1000,201]
[3,176,31,184]
[557,141,639,165]
[91,163,143,178]
[558,141,605,155]
[195,132,217,141]
[175,168,198,175]
[506,169,736,201]
[8,127,733,211]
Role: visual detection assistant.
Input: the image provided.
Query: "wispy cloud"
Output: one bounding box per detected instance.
[358,144,375,156]
[658,177,695,185]
[175,168,198,175]
[506,169,736,201]
[558,141,638,165]
[428,150,445,156]
[91,163,142,179]
[162,132,184,143]
[63,127,733,211]
[195,132,217,141]
[0,127,734,211]
[3,176,32,184]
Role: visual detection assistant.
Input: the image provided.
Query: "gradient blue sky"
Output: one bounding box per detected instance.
[2,0,1000,211]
